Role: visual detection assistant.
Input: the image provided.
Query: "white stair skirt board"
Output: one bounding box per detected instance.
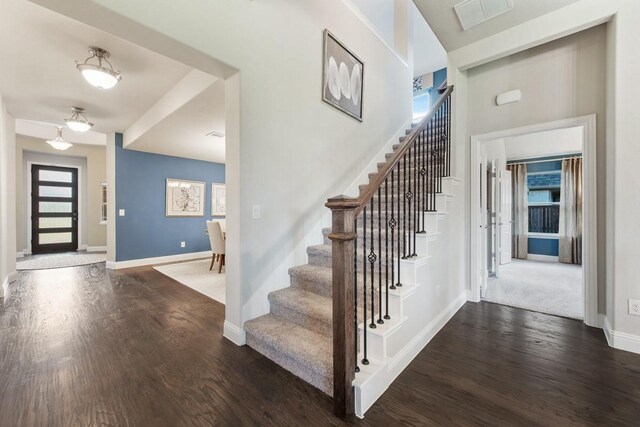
[484,259,583,320]
[154,258,225,305]
[354,290,468,418]
[16,252,107,270]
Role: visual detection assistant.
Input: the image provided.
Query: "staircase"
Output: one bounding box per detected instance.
[245,86,457,418]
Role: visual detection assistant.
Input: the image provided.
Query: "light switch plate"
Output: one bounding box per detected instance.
[119,209,125,217]
[181,241,186,248]
[252,205,261,219]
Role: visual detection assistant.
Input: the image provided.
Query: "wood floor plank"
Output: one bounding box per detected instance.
[0,264,639,426]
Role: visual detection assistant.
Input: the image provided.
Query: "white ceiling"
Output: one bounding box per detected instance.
[0,0,191,134]
[413,0,581,52]
[128,80,226,163]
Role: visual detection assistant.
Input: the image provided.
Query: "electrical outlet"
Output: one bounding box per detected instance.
[180,241,186,248]
[629,299,640,316]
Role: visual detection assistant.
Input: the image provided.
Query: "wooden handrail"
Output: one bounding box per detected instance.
[353,85,454,216]
[437,79,448,94]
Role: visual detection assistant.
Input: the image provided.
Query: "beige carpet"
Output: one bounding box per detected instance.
[154,258,226,304]
[484,259,583,319]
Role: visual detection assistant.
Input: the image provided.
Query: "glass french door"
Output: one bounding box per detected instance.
[31,165,79,254]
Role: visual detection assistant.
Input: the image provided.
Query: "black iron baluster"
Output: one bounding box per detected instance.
[407,147,413,258]
[439,104,444,192]
[377,187,383,325]
[402,153,407,260]
[362,208,369,365]
[354,217,359,373]
[412,140,418,257]
[395,162,402,288]
[369,197,376,329]
[420,128,426,232]
[430,115,436,212]
[384,178,390,319]
[447,96,452,177]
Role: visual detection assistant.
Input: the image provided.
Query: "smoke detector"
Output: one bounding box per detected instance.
[454,0,513,31]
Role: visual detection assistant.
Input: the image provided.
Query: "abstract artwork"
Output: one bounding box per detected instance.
[322,30,364,121]
[211,183,226,217]
[165,178,205,217]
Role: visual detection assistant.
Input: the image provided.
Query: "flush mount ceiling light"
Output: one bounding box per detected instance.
[46,126,73,150]
[75,46,122,89]
[64,106,94,132]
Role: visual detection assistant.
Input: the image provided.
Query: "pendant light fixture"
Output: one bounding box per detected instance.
[46,127,73,151]
[64,106,94,132]
[75,46,122,89]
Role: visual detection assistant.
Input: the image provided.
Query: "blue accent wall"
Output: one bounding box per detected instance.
[528,238,559,256]
[115,134,225,262]
[429,67,447,107]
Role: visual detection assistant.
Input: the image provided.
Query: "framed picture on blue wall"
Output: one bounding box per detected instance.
[211,183,226,217]
[166,178,206,217]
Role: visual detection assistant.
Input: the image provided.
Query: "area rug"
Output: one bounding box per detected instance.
[484,259,583,319]
[154,258,226,304]
[17,252,106,270]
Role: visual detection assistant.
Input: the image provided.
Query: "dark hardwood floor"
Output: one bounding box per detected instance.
[0,264,638,426]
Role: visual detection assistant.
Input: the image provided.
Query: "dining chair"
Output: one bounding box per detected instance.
[206,220,226,273]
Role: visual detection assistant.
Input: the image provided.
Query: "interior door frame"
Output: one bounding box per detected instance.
[27,161,83,255]
[469,115,598,327]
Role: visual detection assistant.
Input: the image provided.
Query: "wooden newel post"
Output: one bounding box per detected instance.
[325,195,359,420]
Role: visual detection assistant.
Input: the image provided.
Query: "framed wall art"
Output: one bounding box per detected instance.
[165,178,206,217]
[322,29,364,121]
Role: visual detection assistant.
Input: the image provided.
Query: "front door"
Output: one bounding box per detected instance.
[31,165,79,254]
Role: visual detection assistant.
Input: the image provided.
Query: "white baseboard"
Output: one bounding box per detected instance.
[78,244,88,251]
[23,248,31,256]
[106,251,212,270]
[16,251,24,259]
[355,290,468,417]
[603,316,640,354]
[1,276,8,298]
[86,246,107,252]
[527,254,559,262]
[223,320,246,346]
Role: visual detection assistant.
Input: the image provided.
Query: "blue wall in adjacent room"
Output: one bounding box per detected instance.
[528,238,559,257]
[115,134,225,262]
[429,67,448,107]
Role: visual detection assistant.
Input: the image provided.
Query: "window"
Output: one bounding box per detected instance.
[412,92,430,123]
[527,171,560,234]
[100,183,107,224]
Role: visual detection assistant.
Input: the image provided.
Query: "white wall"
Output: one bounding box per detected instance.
[349,0,395,47]
[40,0,415,336]
[447,0,640,351]
[503,126,583,160]
[0,93,17,297]
[466,24,607,313]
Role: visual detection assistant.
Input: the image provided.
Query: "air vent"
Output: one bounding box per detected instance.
[454,0,513,31]
[206,130,225,138]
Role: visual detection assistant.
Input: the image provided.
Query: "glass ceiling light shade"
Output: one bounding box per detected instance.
[64,106,93,132]
[46,127,73,151]
[75,46,122,90]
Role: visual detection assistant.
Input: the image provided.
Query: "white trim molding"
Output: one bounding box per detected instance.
[16,251,24,259]
[86,246,107,252]
[603,317,640,355]
[470,115,598,327]
[223,320,247,346]
[105,251,212,270]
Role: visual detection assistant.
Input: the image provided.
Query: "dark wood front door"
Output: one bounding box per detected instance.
[31,165,79,254]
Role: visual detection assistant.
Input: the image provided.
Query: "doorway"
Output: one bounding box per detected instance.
[31,164,78,254]
[471,115,598,326]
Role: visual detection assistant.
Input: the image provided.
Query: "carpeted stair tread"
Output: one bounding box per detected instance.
[269,287,332,335]
[244,314,332,394]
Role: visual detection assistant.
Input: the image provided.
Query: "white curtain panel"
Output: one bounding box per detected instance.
[559,157,583,265]
[507,163,528,260]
